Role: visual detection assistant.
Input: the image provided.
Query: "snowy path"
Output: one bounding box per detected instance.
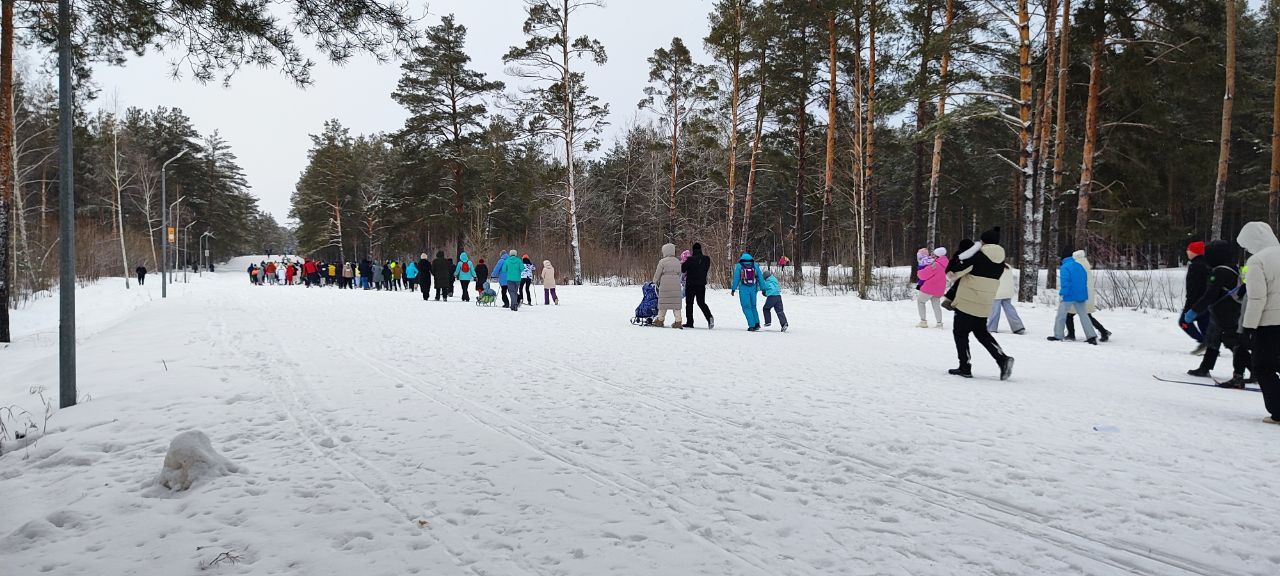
[2,257,1277,575]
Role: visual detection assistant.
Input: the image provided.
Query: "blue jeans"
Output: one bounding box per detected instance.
[1180,313,1211,343]
[987,299,1025,333]
[1054,301,1095,340]
[738,289,759,328]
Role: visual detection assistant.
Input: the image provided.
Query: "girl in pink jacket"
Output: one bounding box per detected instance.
[916,247,949,328]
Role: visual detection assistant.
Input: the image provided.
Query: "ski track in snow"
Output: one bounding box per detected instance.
[1,256,1278,576]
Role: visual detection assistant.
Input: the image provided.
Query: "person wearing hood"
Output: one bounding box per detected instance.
[503,249,524,311]
[445,255,456,297]
[542,260,559,305]
[986,262,1025,334]
[1182,240,1212,353]
[1065,249,1111,342]
[731,253,763,331]
[455,252,476,302]
[1237,222,1280,424]
[760,270,788,331]
[682,242,714,329]
[417,253,432,300]
[494,251,511,308]
[1183,239,1252,387]
[431,250,451,301]
[945,227,1014,380]
[475,257,490,290]
[521,255,536,305]
[1048,246,1098,344]
[652,243,684,328]
[917,247,949,328]
[405,260,419,292]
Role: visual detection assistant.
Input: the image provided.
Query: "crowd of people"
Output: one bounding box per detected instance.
[245,249,561,311]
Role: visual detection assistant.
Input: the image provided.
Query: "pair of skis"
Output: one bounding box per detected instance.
[1151,375,1262,393]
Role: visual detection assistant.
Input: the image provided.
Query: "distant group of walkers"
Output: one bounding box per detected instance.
[643,242,787,332]
[246,249,561,311]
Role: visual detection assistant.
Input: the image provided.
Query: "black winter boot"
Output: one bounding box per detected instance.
[948,365,973,378]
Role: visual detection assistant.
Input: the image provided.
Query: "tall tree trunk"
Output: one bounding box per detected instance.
[112,125,130,289]
[1048,0,1071,289]
[668,87,679,242]
[1074,37,1103,248]
[927,0,954,248]
[913,0,934,259]
[725,0,743,277]
[1017,0,1037,302]
[741,47,768,256]
[0,0,12,342]
[792,37,808,286]
[1212,0,1237,240]
[453,158,466,253]
[561,0,584,284]
[862,0,877,288]
[853,4,868,297]
[1035,0,1059,278]
[1272,0,1280,231]
[820,11,838,286]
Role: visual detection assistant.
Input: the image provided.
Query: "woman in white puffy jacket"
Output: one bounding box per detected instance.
[986,263,1025,334]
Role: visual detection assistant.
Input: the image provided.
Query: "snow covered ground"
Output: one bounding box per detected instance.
[1,256,1276,576]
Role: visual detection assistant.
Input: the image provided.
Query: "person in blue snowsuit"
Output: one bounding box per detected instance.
[731,253,763,331]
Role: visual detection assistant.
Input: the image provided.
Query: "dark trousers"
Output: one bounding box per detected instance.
[1066,313,1108,339]
[763,295,787,326]
[507,281,522,311]
[521,279,533,304]
[545,288,558,305]
[435,286,448,300]
[408,278,416,292]
[1198,325,1252,376]
[137,273,145,285]
[501,280,510,307]
[953,311,1007,369]
[1253,326,1280,418]
[420,277,431,300]
[460,280,471,301]
[685,284,712,325]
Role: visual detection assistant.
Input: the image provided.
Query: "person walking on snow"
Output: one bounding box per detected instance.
[503,249,524,311]
[917,247,948,328]
[987,262,1026,334]
[475,258,490,292]
[521,255,536,305]
[1182,240,1212,354]
[432,251,451,301]
[405,260,418,292]
[732,253,764,331]
[1184,239,1253,387]
[343,261,355,289]
[1065,249,1112,342]
[1236,222,1280,424]
[417,253,432,299]
[761,270,788,331]
[682,242,714,329]
[652,244,684,328]
[542,260,559,305]
[679,249,691,297]
[494,251,511,308]
[455,252,476,302]
[136,263,147,285]
[946,227,1014,379]
[1048,246,1098,344]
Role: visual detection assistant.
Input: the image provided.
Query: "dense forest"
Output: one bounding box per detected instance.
[291,0,1280,296]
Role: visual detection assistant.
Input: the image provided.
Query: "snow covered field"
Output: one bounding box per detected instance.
[2,256,1277,576]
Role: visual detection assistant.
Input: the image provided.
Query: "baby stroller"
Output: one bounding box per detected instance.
[631,282,659,326]
[477,283,498,307]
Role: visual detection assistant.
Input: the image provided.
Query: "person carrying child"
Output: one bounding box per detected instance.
[916,247,948,328]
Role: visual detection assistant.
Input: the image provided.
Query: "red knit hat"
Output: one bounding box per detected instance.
[1187,241,1205,256]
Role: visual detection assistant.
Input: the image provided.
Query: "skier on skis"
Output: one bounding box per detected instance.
[1184,239,1252,387]
[945,227,1014,380]
[1182,240,1211,354]
[731,253,763,331]
[1237,222,1280,424]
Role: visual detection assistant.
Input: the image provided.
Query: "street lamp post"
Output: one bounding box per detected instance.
[57,0,75,408]
[199,231,214,276]
[160,149,188,298]
[182,222,196,283]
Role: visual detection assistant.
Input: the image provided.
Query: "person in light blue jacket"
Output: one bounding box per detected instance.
[454,252,476,302]
[1049,246,1098,343]
[405,261,419,293]
[731,253,763,331]
[760,271,788,332]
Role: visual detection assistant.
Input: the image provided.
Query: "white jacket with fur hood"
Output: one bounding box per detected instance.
[1239,221,1280,328]
[542,261,556,289]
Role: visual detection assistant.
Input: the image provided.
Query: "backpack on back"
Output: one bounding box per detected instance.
[740,264,757,286]
[462,262,471,273]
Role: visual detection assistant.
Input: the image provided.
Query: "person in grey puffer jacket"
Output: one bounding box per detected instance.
[652,243,684,328]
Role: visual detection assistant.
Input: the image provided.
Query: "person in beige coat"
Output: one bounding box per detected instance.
[1238,221,1280,424]
[541,260,559,305]
[652,243,684,328]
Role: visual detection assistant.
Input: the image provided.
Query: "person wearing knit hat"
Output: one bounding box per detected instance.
[1182,240,1212,353]
[916,246,949,328]
[945,230,1014,380]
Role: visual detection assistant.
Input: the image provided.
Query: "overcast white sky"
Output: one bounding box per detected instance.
[91,0,713,223]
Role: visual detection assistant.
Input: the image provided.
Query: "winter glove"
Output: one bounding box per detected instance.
[1182,310,1198,324]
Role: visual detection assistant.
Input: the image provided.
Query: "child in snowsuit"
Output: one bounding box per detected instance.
[732,253,763,331]
[680,249,691,298]
[917,247,948,328]
[761,271,788,332]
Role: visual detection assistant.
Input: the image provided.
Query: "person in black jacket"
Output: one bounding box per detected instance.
[359,259,373,290]
[475,258,490,290]
[136,264,147,285]
[1181,241,1211,353]
[431,251,451,301]
[417,253,432,300]
[1185,240,1253,386]
[682,242,714,329]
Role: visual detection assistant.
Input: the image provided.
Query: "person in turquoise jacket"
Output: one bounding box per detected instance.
[760,270,788,331]
[503,249,524,311]
[493,251,510,308]
[454,252,476,302]
[405,261,419,293]
[731,252,763,331]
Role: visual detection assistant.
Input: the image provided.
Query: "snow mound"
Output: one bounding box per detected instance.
[155,430,239,492]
